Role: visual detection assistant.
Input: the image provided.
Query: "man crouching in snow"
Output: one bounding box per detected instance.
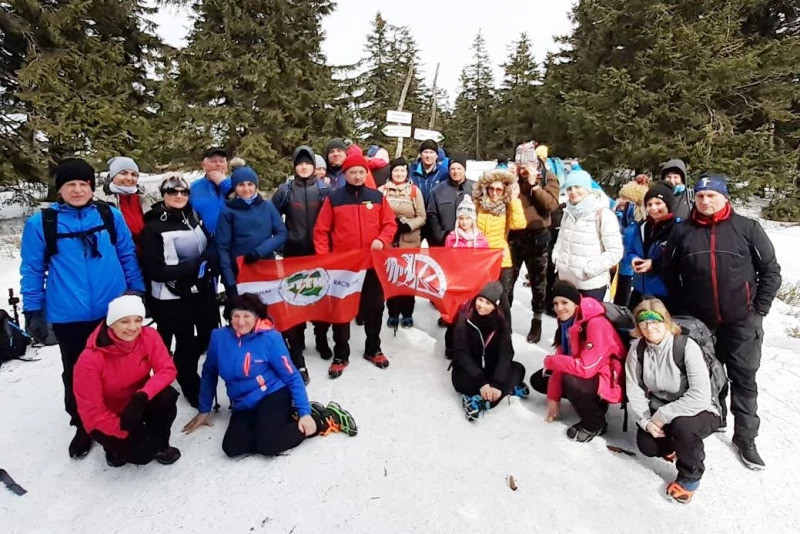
[451,282,529,421]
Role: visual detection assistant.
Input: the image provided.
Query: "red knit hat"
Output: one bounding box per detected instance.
[342,153,369,172]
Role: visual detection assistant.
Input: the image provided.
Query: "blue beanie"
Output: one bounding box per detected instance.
[563,169,593,191]
[694,173,729,198]
[231,165,259,189]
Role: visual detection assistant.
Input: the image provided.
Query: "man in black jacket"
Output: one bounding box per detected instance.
[426,152,473,246]
[664,174,781,470]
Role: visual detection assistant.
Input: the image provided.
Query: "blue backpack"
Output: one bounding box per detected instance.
[0,310,31,367]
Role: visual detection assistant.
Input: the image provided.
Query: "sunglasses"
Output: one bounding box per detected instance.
[487,186,504,193]
[165,188,190,197]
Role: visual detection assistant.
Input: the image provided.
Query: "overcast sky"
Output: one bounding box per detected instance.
[149,1,575,108]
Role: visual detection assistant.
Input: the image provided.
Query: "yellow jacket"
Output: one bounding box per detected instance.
[476,198,527,267]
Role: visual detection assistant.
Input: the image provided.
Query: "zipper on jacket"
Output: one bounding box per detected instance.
[710,225,722,323]
[467,318,495,368]
[243,351,251,376]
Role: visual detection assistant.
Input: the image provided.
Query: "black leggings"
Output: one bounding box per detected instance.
[531,370,608,431]
[452,361,526,403]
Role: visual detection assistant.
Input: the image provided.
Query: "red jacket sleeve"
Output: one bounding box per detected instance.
[546,370,564,401]
[544,318,612,379]
[73,349,128,439]
[377,196,398,246]
[313,197,334,254]
[139,328,177,400]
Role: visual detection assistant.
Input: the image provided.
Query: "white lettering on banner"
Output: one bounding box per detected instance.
[237,269,367,306]
[384,253,448,298]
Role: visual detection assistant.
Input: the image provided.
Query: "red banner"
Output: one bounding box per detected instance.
[371,248,503,323]
[236,250,371,331]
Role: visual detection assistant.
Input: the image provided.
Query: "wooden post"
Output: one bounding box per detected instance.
[395,61,415,158]
[428,62,439,129]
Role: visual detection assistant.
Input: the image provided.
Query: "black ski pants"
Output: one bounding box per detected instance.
[331,269,384,359]
[386,295,415,319]
[52,319,103,429]
[452,361,526,403]
[531,371,608,431]
[283,321,331,369]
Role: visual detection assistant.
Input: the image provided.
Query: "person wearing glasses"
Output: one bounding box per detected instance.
[140,174,219,408]
[471,169,527,323]
[626,298,721,504]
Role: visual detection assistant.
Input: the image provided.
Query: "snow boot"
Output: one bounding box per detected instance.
[69,427,92,459]
[566,422,607,443]
[316,339,333,360]
[154,446,181,465]
[310,401,326,417]
[299,367,310,385]
[401,316,413,329]
[526,318,542,344]
[461,394,489,422]
[355,315,365,326]
[733,436,765,470]
[364,352,389,369]
[512,382,530,398]
[328,359,349,379]
[105,450,126,468]
[387,316,399,328]
[666,479,699,504]
[320,401,358,437]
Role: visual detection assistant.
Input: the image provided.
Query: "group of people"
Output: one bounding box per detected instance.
[17,138,781,505]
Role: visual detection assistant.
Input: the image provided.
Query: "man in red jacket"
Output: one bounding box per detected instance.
[314,154,397,378]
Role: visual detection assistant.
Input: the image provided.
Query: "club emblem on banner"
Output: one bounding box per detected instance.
[384,253,448,298]
[278,268,331,306]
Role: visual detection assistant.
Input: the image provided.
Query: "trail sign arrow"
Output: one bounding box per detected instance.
[382,124,412,138]
[386,110,413,124]
[413,128,444,143]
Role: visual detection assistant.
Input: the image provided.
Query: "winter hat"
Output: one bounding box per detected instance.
[535,145,549,161]
[563,169,593,191]
[107,156,139,180]
[159,173,190,195]
[203,147,227,160]
[230,165,259,188]
[366,145,380,158]
[619,181,649,205]
[419,139,439,154]
[515,141,538,165]
[694,173,730,198]
[552,281,581,306]
[478,281,504,306]
[634,173,651,186]
[448,151,468,170]
[456,195,477,221]
[54,158,96,191]
[324,138,347,157]
[223,293,268,322]
[314,154,327,170]
[292,145,315,167]
[389,157,408,173]
[106,294,146,326]
[341,154,369,173]
[644,181,676,212]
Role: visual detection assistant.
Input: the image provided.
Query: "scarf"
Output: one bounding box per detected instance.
[117,193,145,249]
[241,193,260,205]
[564,192,600,220]
[691,202,732,226]
[559,317,575,355]
[109,183,139,195]
[479,196,507,216]
[453,227,480,248]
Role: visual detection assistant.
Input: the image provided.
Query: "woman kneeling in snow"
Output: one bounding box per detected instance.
[182,294,357,456]
[530,281,626,442]
[451,282,528,422]
[73,294,181,467]
[626,299,720,504]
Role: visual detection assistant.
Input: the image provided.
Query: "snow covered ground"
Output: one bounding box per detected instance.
[2,211,800,533]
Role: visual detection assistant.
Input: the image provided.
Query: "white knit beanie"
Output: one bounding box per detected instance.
[106,294,146,326]
[456,195,477,221]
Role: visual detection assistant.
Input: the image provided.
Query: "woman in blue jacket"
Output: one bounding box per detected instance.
[214,163,288,296]
[182,294,357,457]
[623,182,680,310]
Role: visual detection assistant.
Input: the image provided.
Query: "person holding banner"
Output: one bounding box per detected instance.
[313,153,398,379]
[215,162,287,297]
[182,294,358,457]
[451,282,528,421]
[379,157,426,329]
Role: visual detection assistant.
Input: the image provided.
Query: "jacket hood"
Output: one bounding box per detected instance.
[660,159,686,180]
[84,323,139,355]
[292,145,316,168]
[472,169,515,205]
[576,297,606,322]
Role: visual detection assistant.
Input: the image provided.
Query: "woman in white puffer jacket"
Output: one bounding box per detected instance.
[552,170,623,300]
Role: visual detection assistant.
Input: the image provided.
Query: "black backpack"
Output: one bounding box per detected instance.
[0,310,31,367]
[41,201,117,261]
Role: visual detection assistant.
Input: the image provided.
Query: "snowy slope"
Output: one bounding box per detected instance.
[1,223,800,533]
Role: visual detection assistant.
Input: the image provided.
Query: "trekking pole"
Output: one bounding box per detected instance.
[8,288,20,324]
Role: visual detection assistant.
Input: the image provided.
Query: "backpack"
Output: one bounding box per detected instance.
[0,310,31,367]
[41,201,117,261]
[635,315,726,423]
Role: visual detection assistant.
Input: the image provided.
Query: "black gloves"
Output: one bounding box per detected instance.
[120,392,149,431]
[244,253,260,264]
[23,310,49,343]
[397,222,413,234]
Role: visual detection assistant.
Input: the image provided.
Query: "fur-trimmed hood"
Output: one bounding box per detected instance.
[472,169,516,205]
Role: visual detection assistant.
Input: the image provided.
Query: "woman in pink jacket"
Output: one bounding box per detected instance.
[73,294,180,467]
[530,281,626,442]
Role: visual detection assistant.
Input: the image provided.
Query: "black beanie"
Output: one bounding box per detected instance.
[552,281,581,305]
[324,138,347,156]
[419,139,439,154]
[389,157,407,173]
[645,181,676,213]
[478,281,504,306]
[448,151,468,170]
[54,158,96,191]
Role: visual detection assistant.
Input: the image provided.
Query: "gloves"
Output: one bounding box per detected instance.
[397,222,413,234]
[120,392,149,431]
[23,310,49,343]
[244,253,260,264]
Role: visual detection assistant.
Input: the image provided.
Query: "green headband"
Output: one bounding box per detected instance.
[637,310,664,323]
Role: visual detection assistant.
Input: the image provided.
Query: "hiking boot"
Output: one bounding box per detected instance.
[299,367,310,385]
[401,316,413,328]
[321,401,358,437]
[387,316,399,328]
[462,394,489,422]
[316,341,333,360]
[512,382,530,398]
[328,359,349,379]
[364,352,389,369]
[310,401,326,417]
[105,450,126,468]
[566,423,607,443]
[154,446,181,465]
[733,436,765,470]
[666,479,699,504]
[69,427,92,459]
[526,318,542,344]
